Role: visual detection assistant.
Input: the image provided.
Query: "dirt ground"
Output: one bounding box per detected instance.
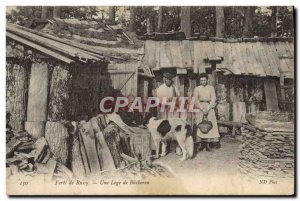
[155,135,241,178]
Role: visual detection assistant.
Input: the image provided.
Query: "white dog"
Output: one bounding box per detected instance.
[147,117,194,161]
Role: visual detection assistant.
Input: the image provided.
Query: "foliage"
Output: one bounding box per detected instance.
[6,6,294,38]
[224,7,244,38]
[60,6,98,20]
[7,6,44,26]
[191,7,216,37]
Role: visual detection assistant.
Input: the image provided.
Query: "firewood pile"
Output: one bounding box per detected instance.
[7,114,171,180]
[6,130,74,180]
[238,112,294,178]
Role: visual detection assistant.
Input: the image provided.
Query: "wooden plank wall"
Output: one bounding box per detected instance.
[107,62,138,97]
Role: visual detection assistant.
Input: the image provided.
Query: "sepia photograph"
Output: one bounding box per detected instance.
[5,5,295,196]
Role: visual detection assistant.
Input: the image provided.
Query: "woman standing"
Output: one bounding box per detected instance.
[193,73,220,151]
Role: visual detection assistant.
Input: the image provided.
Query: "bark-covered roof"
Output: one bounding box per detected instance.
[6,22,144,64]
[142,39,294,78]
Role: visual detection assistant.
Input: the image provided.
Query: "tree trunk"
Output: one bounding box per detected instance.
[108,6,116,24]
[146,18,153,34]
[53,7,61,19]
[215,7,225,38]
[6,62,28,131]
[157,6,163,32]
[242,7,253,37]
[45,122,70,166]
[48,65,72,121]
[271,6,280,37]
[26,62,49,139]
[129,6,136,32]
[180,6,191,38]
[41,6,48,20]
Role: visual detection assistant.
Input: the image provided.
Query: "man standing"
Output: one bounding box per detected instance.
[155,72,182,155]
[155,72,179,119]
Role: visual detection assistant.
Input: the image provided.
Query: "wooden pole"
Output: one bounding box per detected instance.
[25,61,49,139]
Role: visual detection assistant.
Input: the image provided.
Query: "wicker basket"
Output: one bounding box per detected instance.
[197,115,212,134]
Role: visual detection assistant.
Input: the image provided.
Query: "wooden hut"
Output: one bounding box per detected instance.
[141,38,294,123]
[7,21,295,132]
[6,22,145,172]
[6,23,107,138]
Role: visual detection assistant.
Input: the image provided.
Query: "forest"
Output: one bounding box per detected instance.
[6,6,294,39]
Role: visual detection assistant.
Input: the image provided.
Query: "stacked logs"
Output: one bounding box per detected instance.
[239,112,294,179]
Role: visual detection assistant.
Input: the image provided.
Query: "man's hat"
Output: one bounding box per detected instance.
[163,72,175,79]
[199,73,208,79]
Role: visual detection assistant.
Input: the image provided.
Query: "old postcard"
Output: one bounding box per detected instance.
[6,6,295,195]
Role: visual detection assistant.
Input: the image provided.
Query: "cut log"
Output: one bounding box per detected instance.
[6,137,23,158]
[27,62,49,121]
[34,137,48,162]
[90,117,116,171]
[78,121,101,175]
[48,65,72,121]
[26,62,49,138]
[6,63,28,131]
[264,79,279,111]
[45,122,70,166]
[71,131,86,178]
[120,153,138,163]
[78,131,91,177]
[25,121,45,140]
[102,123,123,168]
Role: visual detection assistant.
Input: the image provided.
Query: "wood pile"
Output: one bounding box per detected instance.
[7,114,162,180]
[6,130,73,180]
[238,112,294,178]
